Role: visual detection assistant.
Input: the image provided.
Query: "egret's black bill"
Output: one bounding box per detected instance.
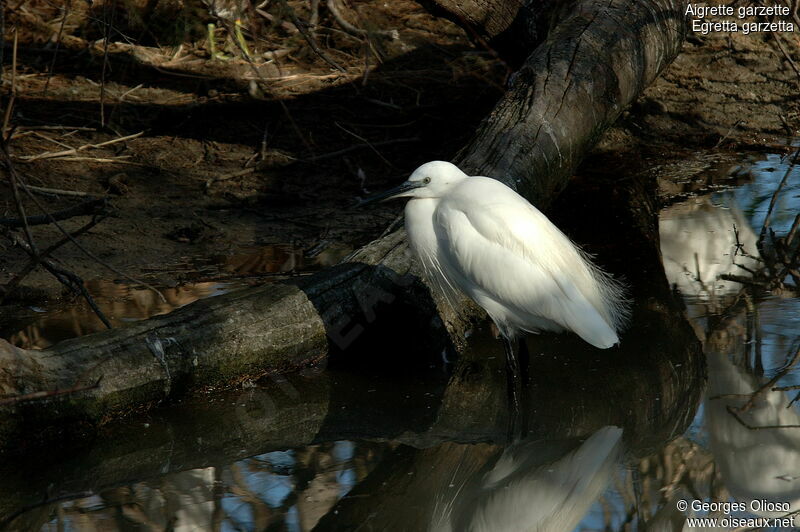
[357,181,421,207]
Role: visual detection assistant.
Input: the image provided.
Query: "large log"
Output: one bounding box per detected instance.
[0,0,688,447]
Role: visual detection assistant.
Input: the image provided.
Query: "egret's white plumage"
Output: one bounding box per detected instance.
[391,161,629,349]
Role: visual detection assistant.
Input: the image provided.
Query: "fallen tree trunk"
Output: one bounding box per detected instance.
[0,0,687,447]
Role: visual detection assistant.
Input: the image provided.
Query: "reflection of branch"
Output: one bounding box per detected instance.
[723,150,800,295]
[0,214,107,303]
[726,405,800,430]
[2,226,113,329]
[741,344,799,412]
[723,344,800,429]
[759,149,798,244]
[732,223,762,262]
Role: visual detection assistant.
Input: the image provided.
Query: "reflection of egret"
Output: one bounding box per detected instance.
[659,197,760,304]
[706,351,800,517]
[430,426,622,532]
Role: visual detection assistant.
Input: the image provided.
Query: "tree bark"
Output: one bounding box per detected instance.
[0,0,688,447]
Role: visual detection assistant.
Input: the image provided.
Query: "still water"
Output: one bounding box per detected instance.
[1,153,798,531]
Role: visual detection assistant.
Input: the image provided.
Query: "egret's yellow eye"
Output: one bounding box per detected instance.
[423,177,431,184]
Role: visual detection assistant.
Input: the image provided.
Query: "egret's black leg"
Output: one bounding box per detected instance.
[502,335,524,442]
[518,337,530,437]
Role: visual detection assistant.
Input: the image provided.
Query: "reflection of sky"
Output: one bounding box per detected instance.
[221,495,255,532]
[263,449,296,474]
[333,440,357,497]
[579,470,630,532]
[714,153,800,235]
[219,441,357,530]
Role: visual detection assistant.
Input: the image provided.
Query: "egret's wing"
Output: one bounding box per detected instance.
[434,178,621,348]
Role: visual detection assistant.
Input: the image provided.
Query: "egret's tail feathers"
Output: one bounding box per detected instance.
[549,274,622,349]
[577,248,632,336]
[567,310,619,349]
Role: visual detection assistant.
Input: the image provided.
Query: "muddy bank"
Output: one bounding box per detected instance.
[1,0,505,305]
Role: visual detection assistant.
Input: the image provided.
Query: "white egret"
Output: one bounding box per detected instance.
[363,161,630,435]
[365,161,629,347]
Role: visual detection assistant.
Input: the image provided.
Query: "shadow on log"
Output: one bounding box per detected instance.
[0,0,688,448]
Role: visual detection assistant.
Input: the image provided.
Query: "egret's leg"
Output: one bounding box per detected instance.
[502,336,524,441]
[518,337,530,437]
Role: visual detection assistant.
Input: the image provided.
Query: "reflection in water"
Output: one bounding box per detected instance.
[27,442,379,532]
[431,427,622,532]
[707,347,800,517]
[8,280,228,350]
[619,154,800,529]
[5,242,352,350]
[659,197,760,303]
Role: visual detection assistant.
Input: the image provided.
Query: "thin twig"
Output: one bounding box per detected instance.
[279,0,346,72]
[2,226,113,328]
[735,345,800,413]
[15,131,143,162]
[0,214,107,303]
[326,0,398,38]
[726,405,800,430]
[18,181,168,302]
[769,28,800,83]
[1,28,18,140]
[1,144,166,303]
[0,197,107,227]
[335,122,394,166]
[18,184,95,197]
[99,0,115,127]
[306,137,419,162]
[44,0,72,95]
[1,133,36,253]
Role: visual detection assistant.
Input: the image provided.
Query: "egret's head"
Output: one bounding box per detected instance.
[359,161,467,205]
